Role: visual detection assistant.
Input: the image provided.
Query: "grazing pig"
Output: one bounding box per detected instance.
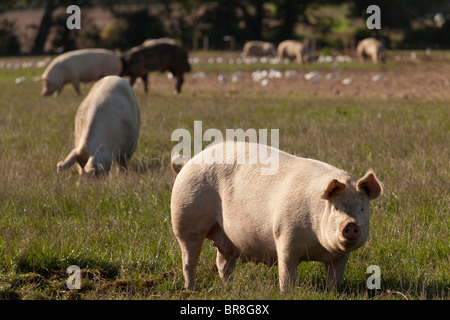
[278,40,310,64]
[356,38,386,63]
[57,76,140,176]
[243,40,277,57]
[171,141,382,292]
[36,48,122,96]
[120,42,191,94]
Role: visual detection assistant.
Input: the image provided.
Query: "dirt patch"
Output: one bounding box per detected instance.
[144,59,450,101]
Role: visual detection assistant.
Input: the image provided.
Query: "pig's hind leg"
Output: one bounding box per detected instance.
[207,224,237,283]
[178,237,204,291]
[57,148,79,173]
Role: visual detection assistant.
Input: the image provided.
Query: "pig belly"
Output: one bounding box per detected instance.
[215,208,278,265]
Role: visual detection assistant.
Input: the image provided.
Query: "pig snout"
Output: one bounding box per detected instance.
[342,223,361,241]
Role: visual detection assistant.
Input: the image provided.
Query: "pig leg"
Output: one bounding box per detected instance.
[277,255,299,292]
[117,153,129,171]
[216,251,236,282]
[71,80,81,95]
[324,253,350,291]
[175,73,184,94]
[129,75,137,87]
[57,148,79,172]
[141,73,149,93]
[83,150,111,176]
[276,241,299,292]
[206,223,237,282]
[372,54,378,64]
[178,238,204,290]
[83,155,98,177]
[75,163,84,175]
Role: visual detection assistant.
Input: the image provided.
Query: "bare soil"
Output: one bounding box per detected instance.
[149,59,450,101]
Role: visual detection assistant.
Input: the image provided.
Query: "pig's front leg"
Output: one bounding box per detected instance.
[324,253,350,291]
[276,245,299,292]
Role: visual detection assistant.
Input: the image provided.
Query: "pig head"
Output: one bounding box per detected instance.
[170,141,382,292]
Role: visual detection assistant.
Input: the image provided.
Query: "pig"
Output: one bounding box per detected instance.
[356,38,387,63]
[36,48,122,96]
[142,37,178,47]
[170,141,382,292]
[243,41,277,57]
[277,40,310,64]
[56,75,140,177]
[120,42,191,94]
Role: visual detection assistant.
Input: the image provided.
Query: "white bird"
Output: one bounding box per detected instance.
[372,74,382,82]
[192,71,207,79]
[231,71,241,83]
[304,71,319,80]
[284,70,298,78]
[268,69,282,78]
[15,76,26,84]
[218,74,227,83]
[325,72,340,80]
[342,78,352,85]
[251,70,265,82]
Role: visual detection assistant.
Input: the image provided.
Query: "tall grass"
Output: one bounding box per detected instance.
[0,66,448,300]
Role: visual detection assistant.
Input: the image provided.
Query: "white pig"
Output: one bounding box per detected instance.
[57,76,140,176]
[278,40,310,64]
[356,38,386,64]
[171,141,382,292]
[37,48,122,96]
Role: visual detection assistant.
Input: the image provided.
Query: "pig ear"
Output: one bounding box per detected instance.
[357,171,382,200]
[321,179,346,200]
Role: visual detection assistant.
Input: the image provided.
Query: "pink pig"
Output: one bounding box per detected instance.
[171,141,382,291]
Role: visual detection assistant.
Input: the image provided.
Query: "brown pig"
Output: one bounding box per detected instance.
[170,141,382,292]
[120,42,191,94]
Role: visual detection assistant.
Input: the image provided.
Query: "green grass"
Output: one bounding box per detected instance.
[0,60,448,300]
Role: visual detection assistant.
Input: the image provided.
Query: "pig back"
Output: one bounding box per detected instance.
[123,43,190,75]
[70,49,122,82]
[75,76,140,157]
[47,49,121,84]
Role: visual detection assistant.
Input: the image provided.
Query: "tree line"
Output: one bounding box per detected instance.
[0,0,449,55]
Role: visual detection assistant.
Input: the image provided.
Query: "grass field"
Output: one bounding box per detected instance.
[0,57,448,300]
